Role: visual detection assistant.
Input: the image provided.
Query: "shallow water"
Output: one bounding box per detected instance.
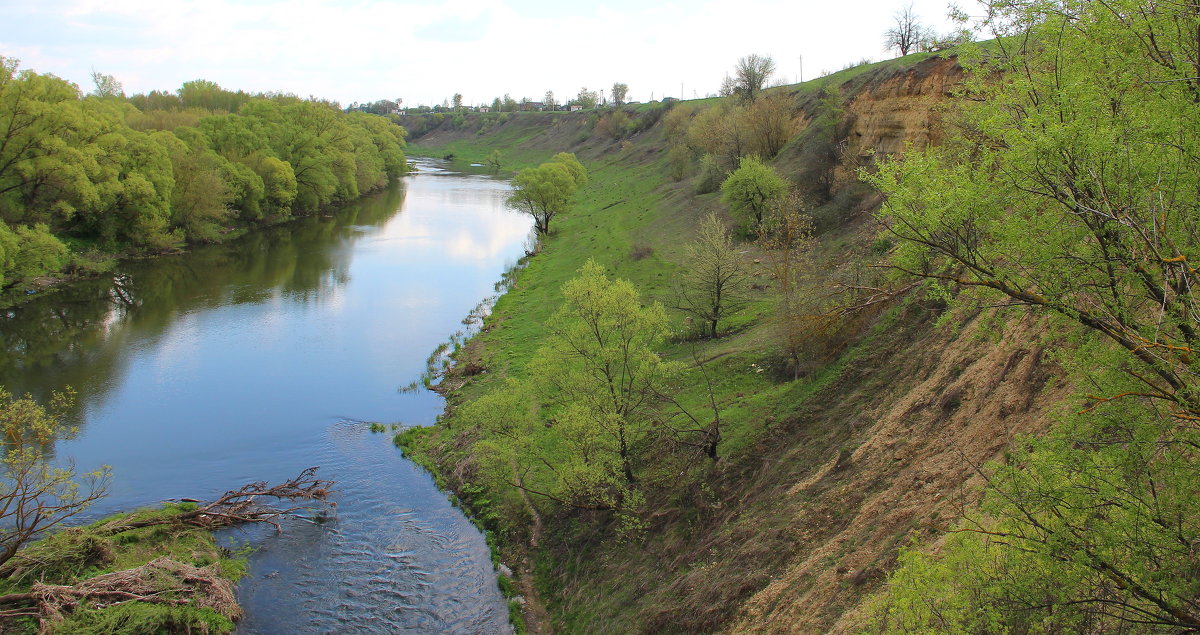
[0,159,529,633]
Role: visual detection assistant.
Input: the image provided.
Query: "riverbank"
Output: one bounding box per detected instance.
[0,503,247,634]
[0,178,405,311]
[3,161,520,633]
[395,52,1066,633]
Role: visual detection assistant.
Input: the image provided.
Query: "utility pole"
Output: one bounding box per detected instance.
[799,55,804,84]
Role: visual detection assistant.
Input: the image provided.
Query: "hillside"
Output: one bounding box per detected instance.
[397,52,1033,632]
[398,11,1200,630]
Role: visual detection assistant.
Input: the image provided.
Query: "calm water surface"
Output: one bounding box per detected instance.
[0,159,530,633]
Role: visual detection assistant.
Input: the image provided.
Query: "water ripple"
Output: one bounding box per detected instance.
[232,421,509,634]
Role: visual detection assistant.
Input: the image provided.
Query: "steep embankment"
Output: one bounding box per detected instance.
[402,53,1060,633]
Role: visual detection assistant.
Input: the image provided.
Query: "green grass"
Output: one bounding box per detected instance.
[399,51,954,633]
[0,503,248,634]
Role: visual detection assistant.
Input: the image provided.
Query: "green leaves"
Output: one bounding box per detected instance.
[865,0,1200,630]
[0,387,110,567]
[720,155,787,231]
[0,59,409,285]
[506,153,587,235]
[462,260,678,514]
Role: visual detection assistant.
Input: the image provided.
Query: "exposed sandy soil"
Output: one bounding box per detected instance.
[720,309,1071,633]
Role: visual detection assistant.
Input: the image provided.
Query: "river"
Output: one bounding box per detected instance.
[0,159,530,633]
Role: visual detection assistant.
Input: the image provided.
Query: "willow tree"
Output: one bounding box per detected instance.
[506,153,587,235]
[460,262,678,517]
[865,0,1200,630]
[532,260,677,492]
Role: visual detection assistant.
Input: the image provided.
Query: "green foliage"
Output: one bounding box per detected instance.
[548,152,587,187]
[673,212,749,338]
[462,261,680,514]
[11,224,70,281]
[0,388,109,568]
[865,0,1200,630]
[0,58,407,284]
[53,602,235,634]
[506,153,587,235]
[720,155,787,231]
[667,145,691,182]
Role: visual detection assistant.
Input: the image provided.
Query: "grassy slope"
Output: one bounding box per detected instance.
[0,504,246,633]
[400,52,1060,633]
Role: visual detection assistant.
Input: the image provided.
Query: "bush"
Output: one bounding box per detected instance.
[12,223,70,281]
[694,154,724,194]
[668,145,692,182]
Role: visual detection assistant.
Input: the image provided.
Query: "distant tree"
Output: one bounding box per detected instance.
[491,96,502,111]
[718,75,737,98]
[758,193,816,377]
[720,155,787,230]
[160,134,234,242]
[731,54,776,103]
[89,71,123,99]
[502,93,518,112]
[506,153,587,234]
[743,92,800,158]
[673,212,750,338]
[884,3,927,56]
[487,149,502,173]
[574,87,599,109]
[687,102,750,168]
[177,79,250,112]
[611,82,629,106]
[0,388,109,568]
[452,93,463,111]
[544,90,558,110]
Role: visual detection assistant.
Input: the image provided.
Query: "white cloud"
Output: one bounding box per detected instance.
[2,0,963,106]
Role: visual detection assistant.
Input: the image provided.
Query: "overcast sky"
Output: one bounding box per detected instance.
[2,0,966,108]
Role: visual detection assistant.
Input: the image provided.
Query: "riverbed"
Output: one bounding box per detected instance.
[0,159,530,633]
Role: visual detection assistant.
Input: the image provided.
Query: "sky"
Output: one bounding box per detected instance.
[1,0,966,108]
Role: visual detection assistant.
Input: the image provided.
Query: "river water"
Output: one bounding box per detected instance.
[0,159,529,633]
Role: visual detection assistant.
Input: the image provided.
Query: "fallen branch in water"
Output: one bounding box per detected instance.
[99,466,335,535]
[0,469,335,633]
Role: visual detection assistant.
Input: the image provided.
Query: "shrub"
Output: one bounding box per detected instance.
[13,224,70,281]
[668,145,692,181]
[694,154,724,194]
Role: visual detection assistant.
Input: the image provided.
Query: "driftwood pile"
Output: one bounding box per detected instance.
[0,468,333,633]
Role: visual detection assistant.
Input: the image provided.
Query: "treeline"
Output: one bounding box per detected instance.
[0,58,408,290]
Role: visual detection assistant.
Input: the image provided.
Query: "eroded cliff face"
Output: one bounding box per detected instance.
[719,311,1066,633]
[834,56,963,187]
[845,56,963,154]
[772,54,963,215]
